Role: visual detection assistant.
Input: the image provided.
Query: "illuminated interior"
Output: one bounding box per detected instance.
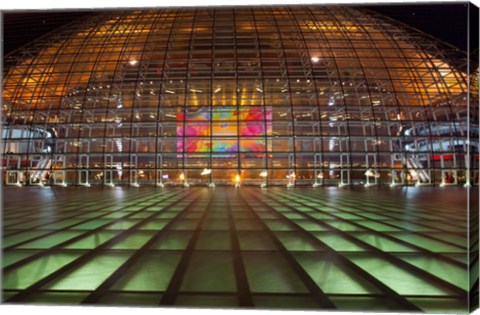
[2,6,478,187]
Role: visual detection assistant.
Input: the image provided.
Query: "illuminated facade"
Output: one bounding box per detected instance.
[2,6,478,187]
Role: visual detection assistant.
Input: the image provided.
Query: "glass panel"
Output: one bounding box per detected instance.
[3,252,84,289]
[112,252,181,291]
[243,252,308,293]
[347,254,457,296]
[42,252,132,291]
[17,231,85,249]
[195,231,231,250]
[180,252,236,292]
[293,253,380,294]
[63,231,121,250]
[110,231,156,250]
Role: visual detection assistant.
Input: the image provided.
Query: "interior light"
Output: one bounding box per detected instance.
[179,173,185,181]
[201,168,212,175]
[214,87,222,93]
[129,60,138,65]
[260,171,268,177]
[328,96,335,106]
[311,56,320,63]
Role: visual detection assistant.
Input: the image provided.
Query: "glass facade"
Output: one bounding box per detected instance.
[2,6,478,187]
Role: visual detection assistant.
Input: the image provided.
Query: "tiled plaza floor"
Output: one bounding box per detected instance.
[2,186,475,312]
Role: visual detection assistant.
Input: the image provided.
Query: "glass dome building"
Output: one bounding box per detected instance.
[2,6,478,187]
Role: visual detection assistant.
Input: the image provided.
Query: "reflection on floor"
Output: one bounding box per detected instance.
[2,186,472,312]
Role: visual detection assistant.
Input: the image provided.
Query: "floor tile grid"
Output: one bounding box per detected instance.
[269,191,469,292]
[80,189,210,304]
[297,189,468,230]
[1,197,176,251]
[158,189,216,305]
[283,190,468,254]
[2,189,175,238]
[347,192,467,229]
[2,189,185,251]
[95,188,341,308]
[232,189,338,309]
[237,189,431,311]
[2,198,102,226]
[3,188,201,302]
[247,189,468,311]
[224,189,254,307]
[174,191,270,304]
[2,187,473,313]
[288,190,469,266]
[2,188,167,229]
[2,191,195,302]
[264,190,468,286]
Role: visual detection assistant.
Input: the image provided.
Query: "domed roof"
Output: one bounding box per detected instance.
[2,6,469,113]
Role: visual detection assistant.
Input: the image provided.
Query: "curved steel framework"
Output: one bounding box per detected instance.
[2,6,478,187]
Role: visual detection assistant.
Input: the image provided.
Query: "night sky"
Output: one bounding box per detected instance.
[2,3,479,55]
[369,3,478,53]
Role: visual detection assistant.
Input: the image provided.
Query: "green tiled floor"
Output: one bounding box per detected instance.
[2,186,474,312]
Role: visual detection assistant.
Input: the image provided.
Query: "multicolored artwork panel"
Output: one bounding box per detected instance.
[177,106,272,154]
